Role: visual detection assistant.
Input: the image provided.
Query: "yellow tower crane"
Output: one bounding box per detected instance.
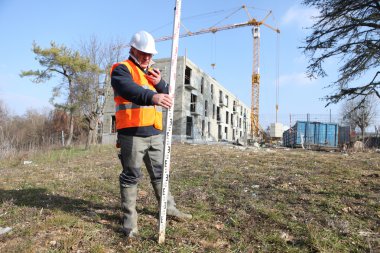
[155,5,280,139]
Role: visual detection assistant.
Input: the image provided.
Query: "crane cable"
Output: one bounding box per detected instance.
[274,17,280,123]
[209,5,245,28]
[211,33,216,73]
[208,5,251,74]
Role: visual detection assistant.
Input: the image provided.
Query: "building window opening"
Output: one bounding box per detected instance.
[186,116,193,138]
[185,66,192,84]
[205,100,208,117]
[201,77,204,94]
[190,94,197,113]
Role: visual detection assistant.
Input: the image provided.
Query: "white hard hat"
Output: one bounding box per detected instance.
[130,30,158,55]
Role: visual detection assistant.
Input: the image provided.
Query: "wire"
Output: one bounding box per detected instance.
[209,6,244,28]
[275,32,280,123]
[246,6,271,12]
[210,33,217,75]
[182,9,232,21]
[150,8,238,33]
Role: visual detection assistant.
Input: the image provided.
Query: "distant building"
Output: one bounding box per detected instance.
[102,56,251,144]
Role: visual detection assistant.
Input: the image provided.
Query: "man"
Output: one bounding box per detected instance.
[110,30,192,238]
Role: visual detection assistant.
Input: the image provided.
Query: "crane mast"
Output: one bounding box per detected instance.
[251,26,260,138]
[152,6,279,139]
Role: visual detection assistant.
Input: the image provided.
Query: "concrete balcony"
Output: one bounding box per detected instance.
[219,97,227,107]
[184,79,197,90]
[190,103,202,116]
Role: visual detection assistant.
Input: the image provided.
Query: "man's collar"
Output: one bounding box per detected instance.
[129,54,155,73]
[129,55,146,71]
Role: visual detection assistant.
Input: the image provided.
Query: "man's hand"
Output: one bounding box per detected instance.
[146,68,161,85]
[152,94,173,109]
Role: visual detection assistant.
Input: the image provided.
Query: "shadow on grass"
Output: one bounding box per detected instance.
[0,187,121,232]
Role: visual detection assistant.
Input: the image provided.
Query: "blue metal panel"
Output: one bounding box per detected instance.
[315,123,326,145]
[295,121,315,146]
[295,121,305,145]
[326,123,338,146]
[283,121,339,148]
[283,128,293,147]
[283,130,289,146]
[306,122,316,145]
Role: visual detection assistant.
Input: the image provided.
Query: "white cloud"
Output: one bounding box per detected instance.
[279,72,316,87]
[281,5,319,29]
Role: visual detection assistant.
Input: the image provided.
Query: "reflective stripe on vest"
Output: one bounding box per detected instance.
[110,60,163,130]
[116,103,163,112]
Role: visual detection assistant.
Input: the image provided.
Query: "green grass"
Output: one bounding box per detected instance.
[0,144,379,252]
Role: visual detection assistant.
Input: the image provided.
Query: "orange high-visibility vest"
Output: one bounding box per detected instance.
[110,60,163,130]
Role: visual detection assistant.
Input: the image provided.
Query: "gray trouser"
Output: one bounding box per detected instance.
[118,134,163,186]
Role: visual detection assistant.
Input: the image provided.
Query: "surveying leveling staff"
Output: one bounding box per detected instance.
[110,30,192,238]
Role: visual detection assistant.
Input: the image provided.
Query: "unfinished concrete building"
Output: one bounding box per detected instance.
[102,56,251,144]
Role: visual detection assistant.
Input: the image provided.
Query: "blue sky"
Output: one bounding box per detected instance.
[0,0,360,127]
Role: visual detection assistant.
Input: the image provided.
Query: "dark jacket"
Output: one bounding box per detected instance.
[111,57,169,136]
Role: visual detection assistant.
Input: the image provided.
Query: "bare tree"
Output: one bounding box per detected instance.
[341,95,377,140]
[0,100,83,158]
[0,100,9,125]
[302,0,380,106]
[0,100,11,156]
[77,36,105,149]
[77,37,126,149]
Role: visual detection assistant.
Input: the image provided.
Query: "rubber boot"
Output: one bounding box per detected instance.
[152,181,192,220]
[120,185,139,238]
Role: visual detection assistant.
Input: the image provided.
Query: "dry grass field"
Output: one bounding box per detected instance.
[0,143,379,252]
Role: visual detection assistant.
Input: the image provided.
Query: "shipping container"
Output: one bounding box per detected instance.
[282,121,338,148]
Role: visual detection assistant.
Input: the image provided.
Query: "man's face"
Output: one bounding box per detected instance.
[132,48,153,69]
